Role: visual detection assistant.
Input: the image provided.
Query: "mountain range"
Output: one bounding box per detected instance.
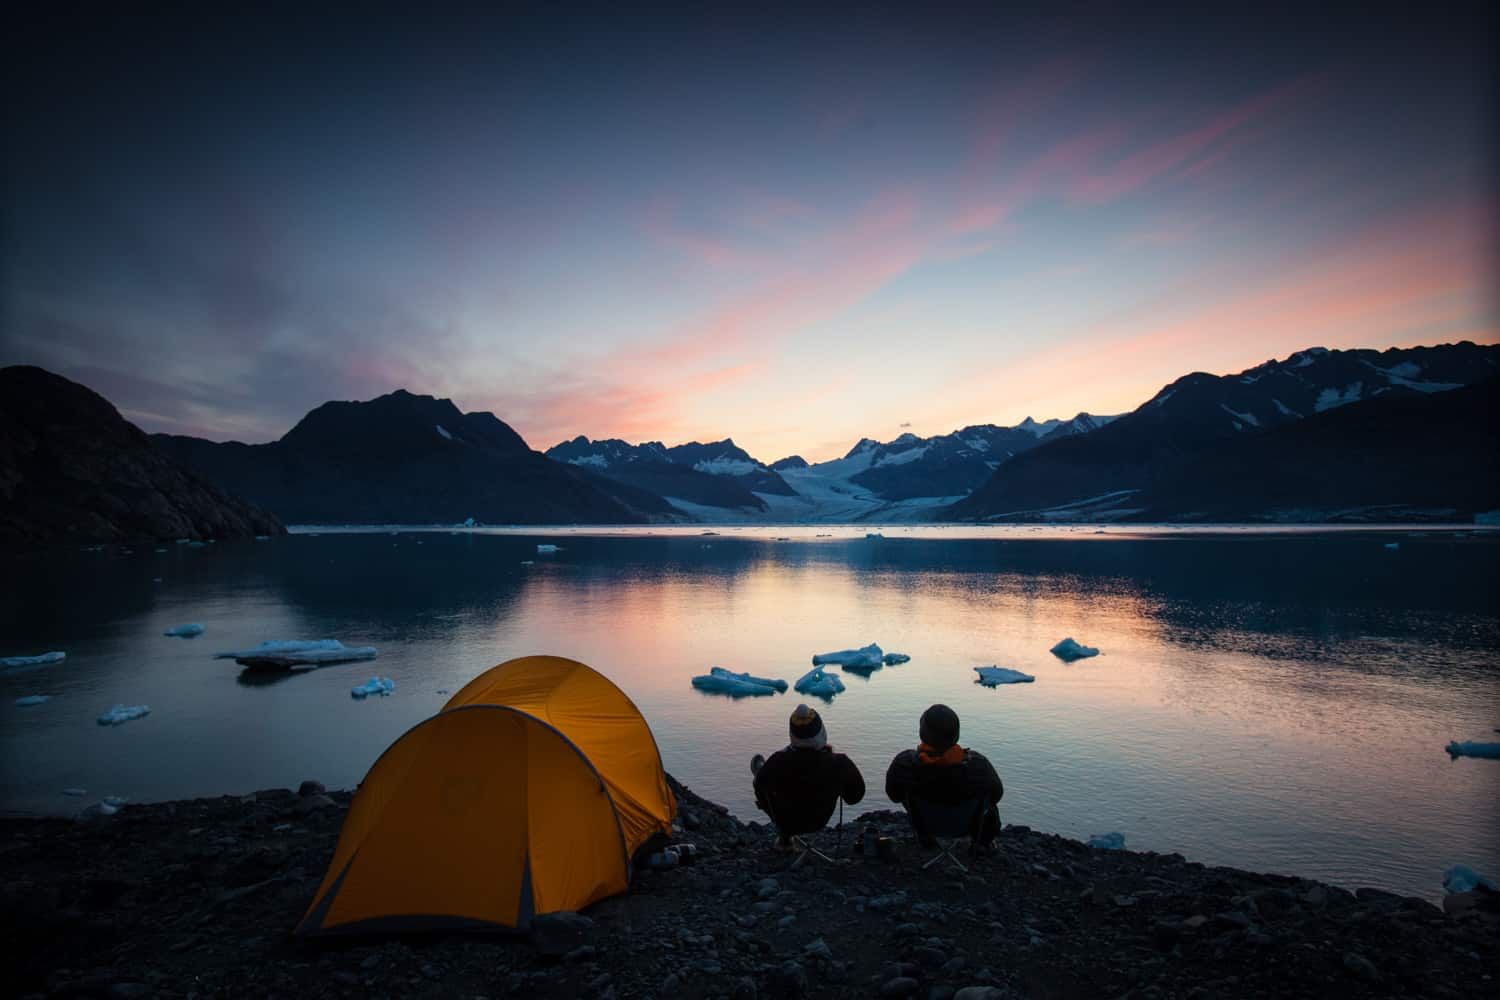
[5,341,1496,538]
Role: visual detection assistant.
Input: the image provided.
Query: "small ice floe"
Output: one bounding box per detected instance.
[974,666,1035,686]
[1445,741,1500,759]
[1050,637,1100,661]
[15,695,51,706]
[175,538,191,545]
[794,666,846,700]
[103,795,127,807]
[1,651,66,669]
[214,639,378,668]
[882,653,910,666]
[155,548,167,553]
[98,704,150,726]
[812,643,884,669]
[461,517,477,528]
[351,677,396,699]
[62,788,87,797]
[163,623,205,638]
[1443,864,1496,894]
[254,535,272,541]
[1383,542,1400,551]
[866,532,884,540]
[520,560,534,565]
[536,544,562,553]
[77,801,120,820]
[691,667,787,698]
[187,541,208,548]
[1088,832,1126,850]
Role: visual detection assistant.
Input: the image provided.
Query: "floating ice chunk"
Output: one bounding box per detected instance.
[692,667,786,698]
[15,695,51,706]
[536,544,562,553]
[103,795,128,807]
[435,423,453,440]
[254,535,271,541]
[1382,541,1400,551]
[520,560,534,565]
[63,788,86,796]
[865,532,884,540]
[794,666,846,700]
[79,801,120,819]
[187,541,208,548]
[1050,637,1100,661]
[882,653,910,666]
[163,623,205,638]
[1088,832,1126,850]
[974,666,1035,686]
[1,651,65,668]
[812,643,884,669]
[175,538,191,544]
[1445,741,1500,759]
[214,639,378,668]
[1443,864,1497,894]
[351,677,395,699]
[461,517,477,528]
[98,704,150,726]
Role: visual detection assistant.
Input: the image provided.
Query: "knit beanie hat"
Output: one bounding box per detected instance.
[919,704,960,751]
[788,703,827,750]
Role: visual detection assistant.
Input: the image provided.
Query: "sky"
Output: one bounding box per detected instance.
[3,6,1496,463]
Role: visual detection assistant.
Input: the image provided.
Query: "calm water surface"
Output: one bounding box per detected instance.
[2,526,1496,900]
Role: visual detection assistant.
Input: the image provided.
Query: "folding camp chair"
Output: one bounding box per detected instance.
[906,793,989,874]
[761,789,840,869]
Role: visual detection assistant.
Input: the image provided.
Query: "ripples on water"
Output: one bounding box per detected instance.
[1,525,1496,900]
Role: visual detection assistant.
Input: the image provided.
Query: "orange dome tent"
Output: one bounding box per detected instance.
[296,655,675,935]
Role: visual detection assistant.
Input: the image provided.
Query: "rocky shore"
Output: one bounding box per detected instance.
[3,777,1495,999]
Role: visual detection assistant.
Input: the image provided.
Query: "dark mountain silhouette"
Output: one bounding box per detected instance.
[769,455,808,471]
[154,390,671,525]
[0,366,285,544]
[949,343,1500,522]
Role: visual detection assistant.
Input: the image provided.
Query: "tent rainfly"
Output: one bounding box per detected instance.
[297,655,675,934]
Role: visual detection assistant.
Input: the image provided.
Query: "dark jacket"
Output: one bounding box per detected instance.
[753,746,865,834]
[885,747,1003,808]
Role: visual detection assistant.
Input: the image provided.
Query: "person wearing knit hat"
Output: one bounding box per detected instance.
[884,704,1004,850]
[751,704,865,849]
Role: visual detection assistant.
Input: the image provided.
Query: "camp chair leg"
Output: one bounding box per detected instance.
[922,846,968,873]
[788,835,836,868]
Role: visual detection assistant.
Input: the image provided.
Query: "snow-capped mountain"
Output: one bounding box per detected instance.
[949,341,1500,522]
[544,436,793,512]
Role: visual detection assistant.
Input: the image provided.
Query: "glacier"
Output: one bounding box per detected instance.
[812,643,884,669]
[974,666,1035,686]
[351,677,396,699]
[794,666,846,700]
[691,667,787,698]
[163,623,206,638]
[98,704,150,726]
[1,651,65,669]
[1445,741,1500,759]
[214,640,378,668]
[1050,637,1100,661]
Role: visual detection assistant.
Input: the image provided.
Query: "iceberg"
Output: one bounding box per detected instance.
[214,640,378,668]
[15,695,51,706]
[1445,741,1500,759]
[1383,542,1400,551]
[1443,864,1496,894]
[691,667,787,698]
[1,651,65,669]
[882,653,910,665]
[1087,832,1126,850]
[536,543,562,553]
[865,532,884,540]
[974,666,1035,686]
[1050,637,1100,661]
[812,643,884,669]
[163,623,205,638]
[462,517,477,528]
[351,677,396,698]
[98,704,150,726]
[794,666,846,701]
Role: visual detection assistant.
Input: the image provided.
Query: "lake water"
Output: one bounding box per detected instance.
[2,525,1497,900]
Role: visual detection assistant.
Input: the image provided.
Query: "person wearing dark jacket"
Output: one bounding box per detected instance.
[752,704,865,847]
[885,704,1003,848]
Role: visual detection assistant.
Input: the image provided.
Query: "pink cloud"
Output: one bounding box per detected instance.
[1069,73,1325,205]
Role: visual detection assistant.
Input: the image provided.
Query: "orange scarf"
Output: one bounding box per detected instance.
[917,743,965,766]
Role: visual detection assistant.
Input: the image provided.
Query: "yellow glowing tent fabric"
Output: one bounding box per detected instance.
[296,655,675,935]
